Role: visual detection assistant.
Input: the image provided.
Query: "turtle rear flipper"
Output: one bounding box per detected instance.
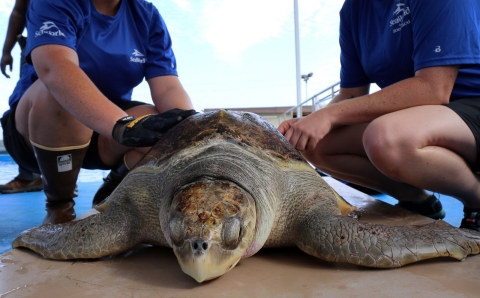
[294,211,480,268]
[12,212,143,259]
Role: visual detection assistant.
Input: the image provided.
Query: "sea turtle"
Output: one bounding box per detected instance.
[13,110,480,283]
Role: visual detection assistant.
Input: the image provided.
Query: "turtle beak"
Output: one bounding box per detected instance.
[173,239,242,283]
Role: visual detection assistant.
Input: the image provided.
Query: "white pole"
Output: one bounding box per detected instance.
[294,0,302,118]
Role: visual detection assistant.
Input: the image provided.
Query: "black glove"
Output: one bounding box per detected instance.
[112,108,197,147]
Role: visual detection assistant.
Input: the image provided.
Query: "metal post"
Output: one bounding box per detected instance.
[294,0,302,118]
[301,72,313,113]
[305,79,308,101]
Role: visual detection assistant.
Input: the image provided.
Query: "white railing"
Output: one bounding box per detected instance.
[276,81,340,123]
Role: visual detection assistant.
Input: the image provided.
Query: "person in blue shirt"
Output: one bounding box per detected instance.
[0,0,43,194]
[1,0,196,224]
[279,0,480,231]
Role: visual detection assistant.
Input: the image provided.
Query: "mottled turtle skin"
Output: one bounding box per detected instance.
[13,110,480,282]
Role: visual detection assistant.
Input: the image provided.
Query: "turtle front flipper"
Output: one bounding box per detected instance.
[12,212,142,259]
[294,211,480,268]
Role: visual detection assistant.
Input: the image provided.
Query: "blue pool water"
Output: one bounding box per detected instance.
[0,154,465,255]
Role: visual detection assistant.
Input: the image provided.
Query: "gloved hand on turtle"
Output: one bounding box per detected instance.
[112,108,197,147]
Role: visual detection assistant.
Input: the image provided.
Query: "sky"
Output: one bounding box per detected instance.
[0,0,346,138]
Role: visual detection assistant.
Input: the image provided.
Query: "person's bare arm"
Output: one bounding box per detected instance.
[147,75,194,112]
[1,0,28,78]
[31,44,127,137]
[328,85,370,105]
[280,65,459,151]
[279,85,369,134]
[325,65,458,126]
[108,74,195,147]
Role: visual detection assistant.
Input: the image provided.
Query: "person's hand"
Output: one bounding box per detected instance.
[1,54,13,78]
[112,108,197,147]
[278,110,333,152]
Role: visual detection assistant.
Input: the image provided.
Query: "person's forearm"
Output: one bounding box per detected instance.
[2,9,26,55]
[152,87,193,112]
[328,94,344,105]
[328,84,370,106]
[148,76,194,112]
[35,53,127,138]
[325,75,450,127]
[328,93,354,105]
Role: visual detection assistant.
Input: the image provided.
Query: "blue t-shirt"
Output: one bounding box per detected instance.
[7,63,37,107]
[18,0,177,106]
[339,0,480,99]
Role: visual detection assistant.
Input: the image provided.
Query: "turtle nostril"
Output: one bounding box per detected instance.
[192,239,209,252]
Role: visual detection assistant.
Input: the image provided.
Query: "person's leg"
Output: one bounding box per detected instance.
[15,79,92,224]
[1,103,44,194]
[91,104,156,206]
[16,167,41,180]
[364,104,480,230]
[303,124,433,202]
[363,105,480,208]
[303,117,445,219]
[0,166,42,194]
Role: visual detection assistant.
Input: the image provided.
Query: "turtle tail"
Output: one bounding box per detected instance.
[12,212,142,259]
[294,212,480,268]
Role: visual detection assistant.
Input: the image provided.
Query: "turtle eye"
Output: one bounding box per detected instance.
[222,218,241,249]
[169,216,185,246]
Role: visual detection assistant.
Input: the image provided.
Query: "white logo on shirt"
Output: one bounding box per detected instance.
[393,4,407,16]
[390,3,411,33]
[435,46,441,53]
[35,21,65,37]
[130,49,146,63]
[132,49,145,57]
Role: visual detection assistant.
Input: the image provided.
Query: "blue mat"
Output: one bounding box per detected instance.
[0,181,102,255]
[372,193,463,227]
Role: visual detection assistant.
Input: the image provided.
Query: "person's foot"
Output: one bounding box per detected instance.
[396,194,446,220]
[43,200,76,225]
[0,177,43,194]
[92,160,129,207]
[460,208,480,232]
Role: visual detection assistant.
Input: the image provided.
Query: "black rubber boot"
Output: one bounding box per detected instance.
[460,207,480,232]
[396,194,446,220]
[31,141,89,225]
[92,157,129,207]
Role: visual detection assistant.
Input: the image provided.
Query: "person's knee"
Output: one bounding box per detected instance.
[363,118,410,179]
[302,141,331,171]
[20,80,93,146]
[29,84,66,117]
[17,81,63,132]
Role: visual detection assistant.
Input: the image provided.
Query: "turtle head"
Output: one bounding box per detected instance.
[168,178,256,283]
